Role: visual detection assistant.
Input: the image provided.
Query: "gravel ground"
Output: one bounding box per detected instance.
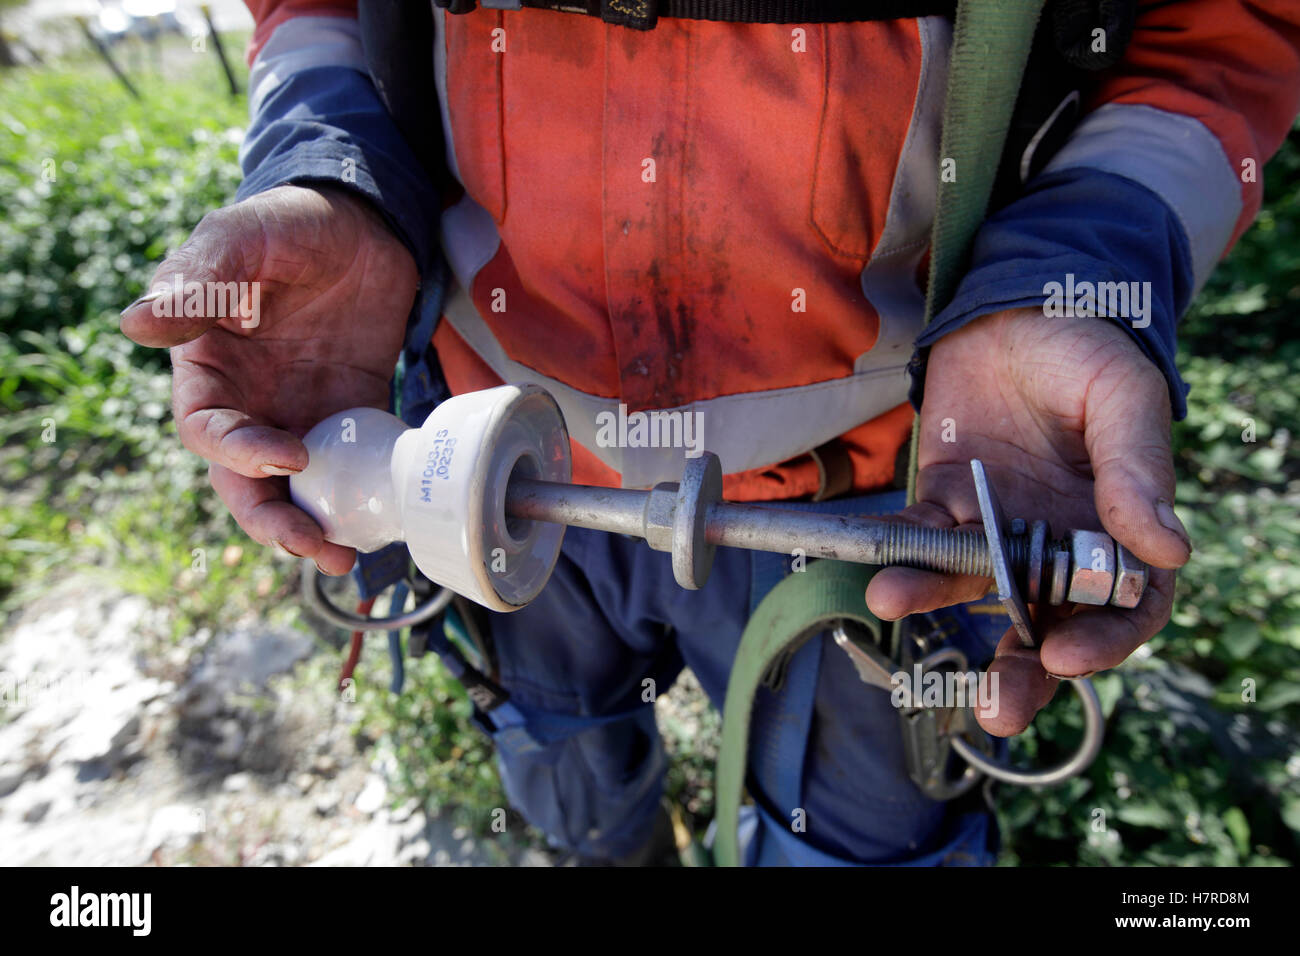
[0,576,553,866]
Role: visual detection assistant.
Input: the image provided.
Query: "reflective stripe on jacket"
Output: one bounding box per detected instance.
[240,0,1300,498]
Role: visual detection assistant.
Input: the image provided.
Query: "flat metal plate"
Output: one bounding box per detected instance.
[970,460,1036,647]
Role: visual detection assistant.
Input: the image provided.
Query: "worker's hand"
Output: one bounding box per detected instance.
[120,184,418,575]
[865,307,1189,737]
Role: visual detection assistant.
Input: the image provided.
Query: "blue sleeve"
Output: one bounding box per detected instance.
[236,64,440,276]
[908,167,1195,419]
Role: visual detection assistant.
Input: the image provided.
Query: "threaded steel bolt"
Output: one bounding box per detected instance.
[503,453,1129,605]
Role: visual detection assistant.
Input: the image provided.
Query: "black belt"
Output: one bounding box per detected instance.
[436,0,958,31]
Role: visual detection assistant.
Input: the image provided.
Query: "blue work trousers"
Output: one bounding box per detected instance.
[486,489,1005,865]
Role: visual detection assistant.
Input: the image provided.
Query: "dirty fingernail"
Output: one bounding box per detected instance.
[1155,498,1192,550]
[119,289,166,316]
[271,539,306,558]
[259,464,299,477]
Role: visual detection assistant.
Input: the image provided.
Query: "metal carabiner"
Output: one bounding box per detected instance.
[897,643,987,801]
[895,624,1105,793]
[836,622,993,802]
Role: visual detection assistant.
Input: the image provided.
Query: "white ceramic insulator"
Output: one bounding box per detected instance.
[290,384,571,611]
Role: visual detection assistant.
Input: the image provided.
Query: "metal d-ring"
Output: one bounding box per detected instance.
[948,674,1105,787]
[301,561,453,631]
[955,460,1107,786]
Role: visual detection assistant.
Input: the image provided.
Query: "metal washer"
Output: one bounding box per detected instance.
[672,452,723,589]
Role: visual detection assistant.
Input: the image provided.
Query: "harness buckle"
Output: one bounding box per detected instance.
[830,613,989,801]
[893,617,993,801]
[601,0,658,30]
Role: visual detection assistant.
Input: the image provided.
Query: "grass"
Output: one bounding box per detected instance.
[1,44,1297,865]
[0,35,306,642]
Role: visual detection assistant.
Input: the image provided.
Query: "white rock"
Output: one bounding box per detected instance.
[0,765,24,798]
[144,804,207,853]
[22,799,52,824]
[354,774,388,815]
[222,772,252,793]
[310,818,401,867]
[314,789,341,817]
[389,798,420,823]
[214,719,245,761]
[398,837,432,865]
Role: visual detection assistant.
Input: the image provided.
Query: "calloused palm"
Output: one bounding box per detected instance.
[121,185,418,573]
[865,307,1191,736]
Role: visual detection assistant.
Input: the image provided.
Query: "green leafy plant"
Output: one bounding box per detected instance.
[0,42,269,636]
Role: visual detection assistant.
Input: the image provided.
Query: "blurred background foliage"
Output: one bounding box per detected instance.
[998,126,1300,866]
[0,25,1296,865]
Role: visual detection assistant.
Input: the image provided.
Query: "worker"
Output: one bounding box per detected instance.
[120,0,1300,865]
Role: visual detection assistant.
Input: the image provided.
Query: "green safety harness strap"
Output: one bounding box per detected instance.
[906,0,1048,504]
[714,559,883,867]
[712,0,1047,866]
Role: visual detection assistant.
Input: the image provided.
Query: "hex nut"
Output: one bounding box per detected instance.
[642,482,677,553]
[1066,530,1115,606]
[1110,544,1148,609]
